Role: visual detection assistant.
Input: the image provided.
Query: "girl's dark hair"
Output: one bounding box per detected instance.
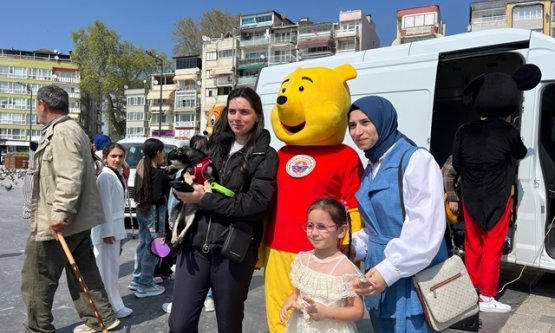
[208,87,265,181]
[134,138,165,211]
[102,142,126,160]
[306,197,352,257]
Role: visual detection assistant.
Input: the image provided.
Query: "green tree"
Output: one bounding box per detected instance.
[71,21,160,139]
[172,9,240,56]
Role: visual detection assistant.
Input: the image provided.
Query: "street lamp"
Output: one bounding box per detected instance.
[146,50,163,137]
[17,82,33,148]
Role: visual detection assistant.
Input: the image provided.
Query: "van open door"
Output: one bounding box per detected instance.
[539,84,555,259]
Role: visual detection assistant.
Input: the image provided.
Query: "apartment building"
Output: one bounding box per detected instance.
[146,71,175,137]
[335,10,380,54]
[125,87,148,138]
[0,48,79,149]
[173,55,202,139]
[393,5,445,45]
[470,0,554,36]
[200,33,237,133]
[236,11,295,88]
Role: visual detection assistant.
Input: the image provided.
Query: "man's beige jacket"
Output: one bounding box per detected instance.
[30,115,106,241]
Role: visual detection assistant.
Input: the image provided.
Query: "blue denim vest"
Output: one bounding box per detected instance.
[356,138,448,325]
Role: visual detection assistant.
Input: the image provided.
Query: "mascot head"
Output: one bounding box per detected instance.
[271,64,357,146]
[206,105,225,137]
[464,64,541,118]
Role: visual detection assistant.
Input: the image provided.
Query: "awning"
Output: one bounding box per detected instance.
[147,90,173,100]
[237,63,266,72]
[212,67,233,75]
[173,73,199,81]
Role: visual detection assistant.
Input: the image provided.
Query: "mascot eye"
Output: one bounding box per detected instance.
[210,115,216,125]
[282,88,286,93]
[299,86,304,92]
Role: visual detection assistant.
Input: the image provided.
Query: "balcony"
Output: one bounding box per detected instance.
[268,54,296,65]
[404,25,435,36]
[239,37,269,48]
[216,75,234,85]
[335,29,358,39]
[470,15,507,31]
[69,107,80,114]
[175,120,200,128]
[237,76,257,85]
[52,76,80,84]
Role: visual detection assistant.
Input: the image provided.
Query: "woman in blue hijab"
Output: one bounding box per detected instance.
[348,96,448,333]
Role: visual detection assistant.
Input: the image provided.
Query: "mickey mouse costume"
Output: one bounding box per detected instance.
[452,64,541,312]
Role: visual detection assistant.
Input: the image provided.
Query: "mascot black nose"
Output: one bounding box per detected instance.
[277,95,287,105]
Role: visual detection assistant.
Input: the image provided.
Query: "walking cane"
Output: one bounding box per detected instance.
[56,232,109,333]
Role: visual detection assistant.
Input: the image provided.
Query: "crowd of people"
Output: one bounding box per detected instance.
[21,76,528,333]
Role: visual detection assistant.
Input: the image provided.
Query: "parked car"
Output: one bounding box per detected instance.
[117,137,189,222]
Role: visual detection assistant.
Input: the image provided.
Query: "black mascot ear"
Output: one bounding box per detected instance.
[512,64,541,91]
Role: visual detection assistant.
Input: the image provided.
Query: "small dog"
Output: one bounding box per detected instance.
[167,146,233,247]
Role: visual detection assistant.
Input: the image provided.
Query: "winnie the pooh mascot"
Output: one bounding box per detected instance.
[264,64,364,332]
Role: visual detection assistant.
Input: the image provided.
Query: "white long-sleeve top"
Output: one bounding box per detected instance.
[352,148,446,287]
[91,167,127,245]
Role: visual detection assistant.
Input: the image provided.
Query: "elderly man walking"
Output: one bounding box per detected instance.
[20,85,119,333]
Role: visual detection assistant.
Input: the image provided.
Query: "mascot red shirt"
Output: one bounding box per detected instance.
[264,64,363,333]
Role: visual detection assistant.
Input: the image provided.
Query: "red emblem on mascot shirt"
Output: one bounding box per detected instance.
[285,155,316,178]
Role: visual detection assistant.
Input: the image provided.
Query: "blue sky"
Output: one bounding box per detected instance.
[1,0,472,57]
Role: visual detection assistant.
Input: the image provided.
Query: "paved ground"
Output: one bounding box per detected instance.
[1,169,554,332]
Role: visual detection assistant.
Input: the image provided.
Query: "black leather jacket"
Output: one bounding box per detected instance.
[187,129,278,252]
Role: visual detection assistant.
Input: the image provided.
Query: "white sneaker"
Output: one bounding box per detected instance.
[73,319,120,332]
[134,284,165,298]
[479,296,511,313]
[162,302,172,313]
[115,306,133,318]
[204,298,215,312]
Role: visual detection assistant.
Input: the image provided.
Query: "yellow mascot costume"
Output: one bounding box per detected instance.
[264,64,364,332]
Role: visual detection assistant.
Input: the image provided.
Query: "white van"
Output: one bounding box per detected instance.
[256,28,555,273]
[118,137,189,219]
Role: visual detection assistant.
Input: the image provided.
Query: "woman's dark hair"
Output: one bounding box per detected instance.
[306,197,352,257]
[102,142,126,160]
[134,138,165,211]
[190,135,208,154]
[208,87,265,181]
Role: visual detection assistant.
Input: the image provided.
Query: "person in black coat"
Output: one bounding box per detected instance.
[169,87,278,333]
[452,64,541,313]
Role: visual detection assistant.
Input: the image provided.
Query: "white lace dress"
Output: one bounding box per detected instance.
[285,251,360,333]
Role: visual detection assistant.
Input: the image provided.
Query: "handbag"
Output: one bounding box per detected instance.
[398,150,479,332]
[413,255,479,332]
[220,223,253,263]
[148,205,171,258]
[149,236,171,258]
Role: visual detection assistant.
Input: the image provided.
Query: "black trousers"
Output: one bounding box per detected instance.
[168,245,257,333]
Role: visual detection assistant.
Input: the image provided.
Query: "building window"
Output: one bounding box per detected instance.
[217,87,232,96]
[126,127,145,137]
[175,91,197,108]
[206,51,217,61]
[127,111,144,121]
[402,12,436,28]
[205,88,217,97]
[217,49,235,58]
[126,96,145,106]
[513,5,543,21]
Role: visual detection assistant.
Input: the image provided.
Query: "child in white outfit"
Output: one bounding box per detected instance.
[280,198,364,332]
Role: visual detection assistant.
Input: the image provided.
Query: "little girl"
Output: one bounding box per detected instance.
[279,197,364,332]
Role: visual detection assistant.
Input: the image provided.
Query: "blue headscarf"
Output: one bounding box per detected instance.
[93,134,112,151]
[348,96,412,163]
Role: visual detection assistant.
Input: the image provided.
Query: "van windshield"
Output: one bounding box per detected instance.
[120,143,177,168]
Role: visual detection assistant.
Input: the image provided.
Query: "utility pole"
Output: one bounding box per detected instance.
[146,51,164,137]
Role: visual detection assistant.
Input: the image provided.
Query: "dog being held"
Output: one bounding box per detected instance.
[167,146,233,247]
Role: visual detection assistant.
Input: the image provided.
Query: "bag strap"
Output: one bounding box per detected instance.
[398,150,410,220]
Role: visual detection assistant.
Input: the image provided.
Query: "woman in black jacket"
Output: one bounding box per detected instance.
[169,87,278,333]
